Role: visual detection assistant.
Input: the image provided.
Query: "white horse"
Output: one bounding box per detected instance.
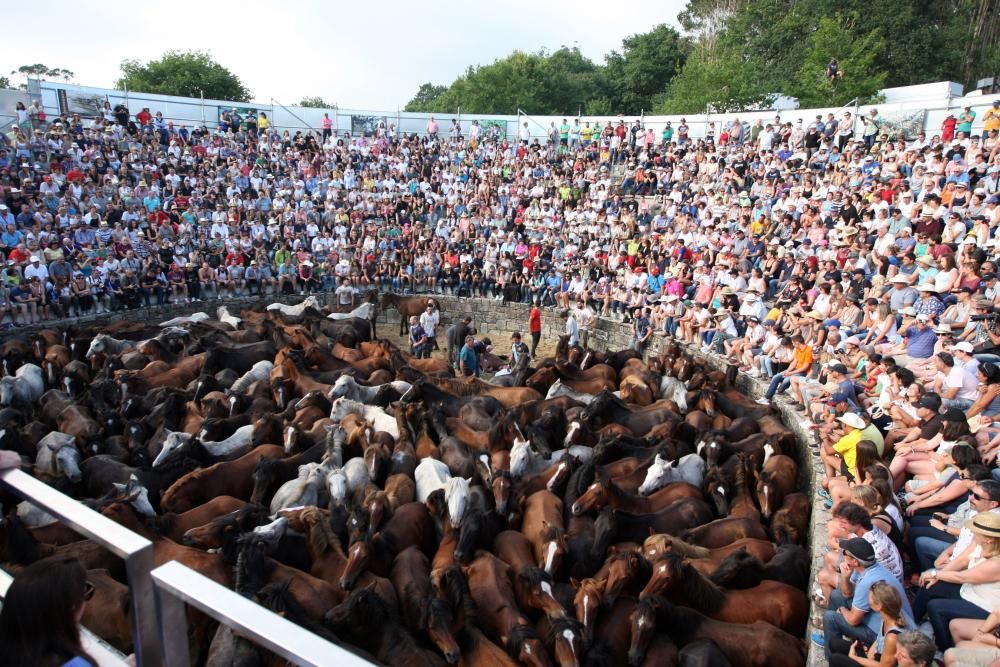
[0,363,44,407]
[443,476,471,528]
[659,376,688,413]
[270,463,328,514]
[328,375,411,404]
[229,360,274,395]
[33,431,82,482]
[415,457,452,503]
[217,305,242,329]
[329,397,399,439]
[637,453,706,496]
[153,425,256,467]
[86,334,136,359]
[327,302,376,321]
[545,379,596,405]
[510,437,593,479]
[266,296,320,317]
[159,312,211,327]
[326,457,370,507]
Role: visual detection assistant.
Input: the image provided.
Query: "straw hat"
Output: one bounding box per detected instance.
[966,512,1000,538]
[837,412,865,429]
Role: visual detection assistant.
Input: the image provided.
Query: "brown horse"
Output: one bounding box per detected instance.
[341,502,436,586]
[391,545,463,664]
[521,490,568,577]
[571,472,701,516]
[770,492,811,546]
[382,293,440,336]
[493,530,568,619]
[160,444,284,512]
[679,516,769,550]
[755,454,799,521]
[464,551,551,667]
[642,535,777,577]
[151,495,248,543]
[629,597,805,667]
[637,552,807,635]
[423,374,542,410]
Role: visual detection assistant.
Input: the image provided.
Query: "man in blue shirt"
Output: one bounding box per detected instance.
[887,314,938,367]
[459,335,479,377]
[816,537,914,658]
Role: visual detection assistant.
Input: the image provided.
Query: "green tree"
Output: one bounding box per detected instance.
[603,24,689,113]
[403,83,448,112]
[7,64,75,89]
[116,51,251,102]
[299,96,331,108]
[791,14,887,108]
[0,76,10,89]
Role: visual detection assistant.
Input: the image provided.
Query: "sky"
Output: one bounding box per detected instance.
[5,0,686,111]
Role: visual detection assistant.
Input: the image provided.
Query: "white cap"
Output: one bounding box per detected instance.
[950,342,974,353]
[29,256,39,262]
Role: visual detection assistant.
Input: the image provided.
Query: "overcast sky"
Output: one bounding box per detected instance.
[6,0,686,110]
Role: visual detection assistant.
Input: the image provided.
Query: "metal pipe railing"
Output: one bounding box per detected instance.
[150,561,371,667]
[0,468,161,667]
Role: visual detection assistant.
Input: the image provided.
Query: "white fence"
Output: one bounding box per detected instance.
[22,78,1000,145]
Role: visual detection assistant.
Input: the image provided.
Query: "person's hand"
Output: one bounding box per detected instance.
[897,446,912,456]
[838,559,851,577]
[906,503,921,517]
[930,518,946,531]
[848,641,861,658]
[975,629,994,645]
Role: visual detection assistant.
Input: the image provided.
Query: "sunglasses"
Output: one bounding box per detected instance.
[973,492,990,500]
[84,581,95,601]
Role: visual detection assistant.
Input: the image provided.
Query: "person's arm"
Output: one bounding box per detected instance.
[935,558,1000,585]
[908,478,972,515]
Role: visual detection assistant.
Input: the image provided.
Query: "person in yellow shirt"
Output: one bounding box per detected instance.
[985,101,1000,133]
[258,113,270,131]
[827,411,866,479]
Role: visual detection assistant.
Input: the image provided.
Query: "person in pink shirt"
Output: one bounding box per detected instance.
[321,113,333,141]
[426,117,439,138]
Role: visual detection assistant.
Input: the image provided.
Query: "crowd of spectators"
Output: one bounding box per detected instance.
[4,95,1000,663]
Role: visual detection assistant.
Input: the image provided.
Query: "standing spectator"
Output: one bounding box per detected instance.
[528,301,542,357]
[459,335,479,377]
[563,309,579,347]
[409,315,430,359]
[420,300,440,352]
[633,307,651,353]
[447,316,473,366]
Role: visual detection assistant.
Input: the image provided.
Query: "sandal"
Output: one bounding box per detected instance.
[817,489,832,501]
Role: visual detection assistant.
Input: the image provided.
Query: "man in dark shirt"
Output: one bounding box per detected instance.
[447,316,473,365]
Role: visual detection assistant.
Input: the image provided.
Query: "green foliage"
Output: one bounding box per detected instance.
[790,15,887,108]
[116,51,251,102]
[7,64,74,90]
[404,83,449,112]
[603,24,689,113]
[0,76,10,90]
[299,96,330,108]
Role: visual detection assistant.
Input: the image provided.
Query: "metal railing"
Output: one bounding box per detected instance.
[0,468,162,667]
[150,561,370,667]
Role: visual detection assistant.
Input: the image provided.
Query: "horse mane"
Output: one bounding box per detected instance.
[565,460,597,507]
[505,623,540,657]
[539,522,565,543]
[235,535,275,597]
[584,640,616,667]
[708,548,760,589]
[545,616,585,646]
[424,375,482,397]
[658,535,709,559]
[419,596,454,632]
[644,597,704,642]
[436,565,476,620]
[610,550,651,582]
[665,553,725,613]
[309,511,347,560]
[518,566,552,589]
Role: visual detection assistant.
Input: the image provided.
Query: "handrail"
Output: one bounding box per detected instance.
[0,468,162,667]
[150,561,371,667]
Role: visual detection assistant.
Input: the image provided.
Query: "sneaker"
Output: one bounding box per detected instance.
[747,369,761,378]
[809,631,824,647]
[755,398,770,405]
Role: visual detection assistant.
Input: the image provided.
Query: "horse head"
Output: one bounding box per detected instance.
[506,624,548,667]
[637,454,673,497]
[152,431,195,468]
[703,467,730,517]
[572,577,606,641]
[420,597,460,664]
[539,520,567,576]
[340,533,373,590]
[491,470,513,516]
[627,599,658,666]
[755,471,779,521]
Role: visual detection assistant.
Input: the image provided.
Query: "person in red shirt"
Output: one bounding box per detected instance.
[136,108,152,127]
[528,302,542,357]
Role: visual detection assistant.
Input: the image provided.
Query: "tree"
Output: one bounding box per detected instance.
[7,64,75,89]
[603,24,689,113]
[116,51,251,102]
[403,83,448,112]
[299,96,331,108]
[791,14,887,108]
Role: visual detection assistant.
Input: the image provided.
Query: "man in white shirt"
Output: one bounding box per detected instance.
[933,351,980,411]
[420,300,440,352]
[24,256,48,283]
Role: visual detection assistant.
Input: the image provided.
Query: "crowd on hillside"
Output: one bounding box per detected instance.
[4,97,1000,663]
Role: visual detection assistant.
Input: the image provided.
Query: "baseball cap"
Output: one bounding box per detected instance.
[916,394,942,411]
[828,391,852,405]
[828,364,849,375]
[838,537,877,566]
[950,341,974,354]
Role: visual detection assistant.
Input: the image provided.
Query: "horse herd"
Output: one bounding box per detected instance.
[0,294,812,667]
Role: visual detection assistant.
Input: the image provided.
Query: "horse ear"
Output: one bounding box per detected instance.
[648,527,656,536]
[570,577,580,588]
[595,578,607,593]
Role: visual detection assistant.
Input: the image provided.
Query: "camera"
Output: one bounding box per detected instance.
[970,307,1000,322]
